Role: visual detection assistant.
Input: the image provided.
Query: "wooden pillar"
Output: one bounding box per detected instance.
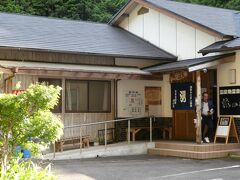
[196,71,202,144]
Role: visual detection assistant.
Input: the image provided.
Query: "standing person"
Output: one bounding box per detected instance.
[201,92,214,143]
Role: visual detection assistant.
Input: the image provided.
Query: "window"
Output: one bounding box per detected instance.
[38,78,62,113]
[89,81,111,112]
[66,80,111,112]
[66,80,88,112]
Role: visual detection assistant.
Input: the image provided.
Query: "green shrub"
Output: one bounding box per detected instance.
[0,83,63,174]
[0,158,56,180]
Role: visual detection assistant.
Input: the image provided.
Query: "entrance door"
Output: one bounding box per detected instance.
[172,70,217,141]
[173,110,196,140]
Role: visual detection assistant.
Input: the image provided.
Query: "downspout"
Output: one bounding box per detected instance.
[115,79,121,119]
[3,67,18,93]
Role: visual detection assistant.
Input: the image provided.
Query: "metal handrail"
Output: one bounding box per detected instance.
[64,116,148,128]
[53,116,154,158]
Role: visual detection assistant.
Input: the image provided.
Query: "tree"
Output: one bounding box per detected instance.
[90,0,127,23]
[0,0,239,23]
[0,83,63,174]
[0,0,128,23]
[178,0,240,11]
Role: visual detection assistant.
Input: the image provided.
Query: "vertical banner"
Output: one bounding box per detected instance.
[171,82,195,110]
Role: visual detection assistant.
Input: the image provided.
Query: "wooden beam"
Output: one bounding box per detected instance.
[195,71,202,144]
[14,69,158,80]
[0,67,12,74]
[111,0,137,25]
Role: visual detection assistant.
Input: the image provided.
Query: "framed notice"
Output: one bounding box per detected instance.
[124,90,144,116]
[219,86,240,115]
[171,82,195,110]
[214,116,239,144]
[219,117,230,126]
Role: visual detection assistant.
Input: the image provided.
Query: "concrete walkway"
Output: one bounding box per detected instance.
[43,142,155,160]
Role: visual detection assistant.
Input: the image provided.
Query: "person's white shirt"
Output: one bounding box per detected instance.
[202,102,209,115]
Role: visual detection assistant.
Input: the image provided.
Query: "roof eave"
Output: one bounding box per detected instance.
[108,0,133,25]
[0,46,176,61]
[144,53,235,73]
[199,46,240,55]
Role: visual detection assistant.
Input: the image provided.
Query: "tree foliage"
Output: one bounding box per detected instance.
[178,0,240,11]
[0,0,127,23]
[0,83,63,174]
[0,0,239,23]
[1,158,56,180]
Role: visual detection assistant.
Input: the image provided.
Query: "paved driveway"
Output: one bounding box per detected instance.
[51,155,240,180]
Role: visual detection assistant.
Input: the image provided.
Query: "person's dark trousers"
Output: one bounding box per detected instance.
[202,115,214,140]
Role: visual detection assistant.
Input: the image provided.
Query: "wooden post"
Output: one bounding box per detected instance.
[53,142,56,159]
[196,71,202,144]
[104,122,107,149]
[80,126,82,154]
[128,120,130,144]
[150,116,152,142]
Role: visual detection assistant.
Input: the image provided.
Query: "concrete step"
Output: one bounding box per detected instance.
[155,142,240,152]
[148,148,240,159]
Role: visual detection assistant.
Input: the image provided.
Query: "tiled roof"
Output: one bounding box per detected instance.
[0,13,176,61]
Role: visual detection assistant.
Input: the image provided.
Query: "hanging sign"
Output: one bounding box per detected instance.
[219,86,240,115]
[214,116,239,144]
[171,82,195,110]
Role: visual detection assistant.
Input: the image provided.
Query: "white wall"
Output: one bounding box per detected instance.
[196,30,216,58]
[143,9,160,46]
[217,51,240,87]
[128,4,144,37]
[119,5,221,60]
[117,75,172,118]
[159,13,177,55]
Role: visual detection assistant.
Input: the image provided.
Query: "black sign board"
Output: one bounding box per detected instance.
[171,82,195,110]
[219,86,240,115]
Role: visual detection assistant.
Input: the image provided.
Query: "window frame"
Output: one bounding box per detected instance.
[65,79,111,113]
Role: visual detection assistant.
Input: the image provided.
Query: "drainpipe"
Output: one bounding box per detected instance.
[115,79,121,119]
[3,67,18,93]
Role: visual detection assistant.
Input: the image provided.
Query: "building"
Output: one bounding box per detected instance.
[0,0,240,148]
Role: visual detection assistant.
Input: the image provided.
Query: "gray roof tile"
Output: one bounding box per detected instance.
[111,0,239,37]
[199,38,240,54]
[145,0,240,37]
[0,13,176,60]
[144,53,235,72]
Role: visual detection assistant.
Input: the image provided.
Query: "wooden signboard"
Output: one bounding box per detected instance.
[145,87,161,106]
[214,116,239,144]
